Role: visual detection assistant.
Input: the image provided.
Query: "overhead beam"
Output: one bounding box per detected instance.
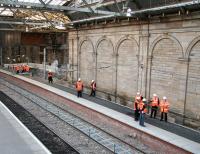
[39,0,46,6]
[113,0,122,13]
[0,0,122,16]
[70,0,200,24]
[0,20,50,26]
[82,0,95,13]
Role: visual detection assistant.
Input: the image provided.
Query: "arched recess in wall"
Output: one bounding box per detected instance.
[96,37,114,93]
[149,35,186,114]
[79,38,95,85]
[116,36,139,97]
[185,36,200,119]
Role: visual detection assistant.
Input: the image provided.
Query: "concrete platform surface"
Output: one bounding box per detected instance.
[0,100,51,154]
[1,69,200,154]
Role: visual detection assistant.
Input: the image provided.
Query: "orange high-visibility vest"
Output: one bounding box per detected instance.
[76,81,83,91]
[138,101,145,111]
[25,65,30,72]
[16,66,19,71]
[151,97,159,107]
[160,101,169,113]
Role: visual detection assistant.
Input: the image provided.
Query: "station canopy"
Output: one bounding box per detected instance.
[0,0,199,31]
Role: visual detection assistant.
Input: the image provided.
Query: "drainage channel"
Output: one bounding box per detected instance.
[1,78,143,154]
[0,91,79,154]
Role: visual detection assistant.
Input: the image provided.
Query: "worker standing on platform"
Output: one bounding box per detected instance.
[76,78,83,98]
[150,94,159,118]
[16,65,20,74]
[160,96,169,122]
[139,98,146,127]
[48,70,53,84]
[134,92,142,121]
[90,80,96,97]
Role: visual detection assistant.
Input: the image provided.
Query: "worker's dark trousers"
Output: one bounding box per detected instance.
[48,77,53,84]
[160,112,167,122]
[139,111,145,126]
[134,109,139,121]
[90,89,96,96]
[77,91,82,97]
[150,106,158,118]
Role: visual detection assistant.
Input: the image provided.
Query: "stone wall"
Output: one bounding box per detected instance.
[68,15,200,128]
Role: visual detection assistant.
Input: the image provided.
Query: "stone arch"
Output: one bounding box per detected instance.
[185,36,200,119]
[79,37,95,85]
[149,34,184,58]
[115,35,139,53]
[95,36,115,93]
[95,36,114,53]
[115,35,139,98]
[185,35,200,58]
[149,35,186,114]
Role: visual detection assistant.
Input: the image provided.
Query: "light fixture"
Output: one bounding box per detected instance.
[25,26,29,32]
[7,57,10,60]
[55,22,66,30]
[126,8,132,17]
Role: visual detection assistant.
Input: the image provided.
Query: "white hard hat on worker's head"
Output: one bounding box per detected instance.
[91,80,94,82]
[49,69,52,72]
[163,96,167,100]
[142,98,146,101]
[137,92,140,95]
[78,78,81,81]
[136,96,140,100]
[153,93,157,97]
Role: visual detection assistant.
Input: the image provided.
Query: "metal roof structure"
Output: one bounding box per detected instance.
[0,0,199,31]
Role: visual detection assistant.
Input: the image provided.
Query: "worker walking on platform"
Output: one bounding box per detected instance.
[76,78,83,98]
[139,98,147,127]
[134,92,142,121]
[160,96,169,122]
[150,94,159,118]
[90,80,96,97]
[48,70,53,84]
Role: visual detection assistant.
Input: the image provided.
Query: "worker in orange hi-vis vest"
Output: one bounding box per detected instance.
[75,78,84,98]
[25,65,30,72]
[16,65,20,74]
[150,93,160,118]
[134,92,142,121]
[160,96,170,122]
[138,98,147,127]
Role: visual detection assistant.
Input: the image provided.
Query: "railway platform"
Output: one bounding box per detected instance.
[0,69,200,154]
[0,100,51,154]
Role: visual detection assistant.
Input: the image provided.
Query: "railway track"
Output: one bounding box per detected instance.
[0,91,79,154]
[0,77,146,154]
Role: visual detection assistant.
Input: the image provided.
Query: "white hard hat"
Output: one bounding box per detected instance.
[142,98,146,101]
[136,96,140,100]
[78,78,81,81]
[163,96,167,100]
[91,80,94,82]
[153,93,157,97]
[137,92,140,95]
[49,70,52,72]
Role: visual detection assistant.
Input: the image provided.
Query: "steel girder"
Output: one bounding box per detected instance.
[0,0,122,16]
